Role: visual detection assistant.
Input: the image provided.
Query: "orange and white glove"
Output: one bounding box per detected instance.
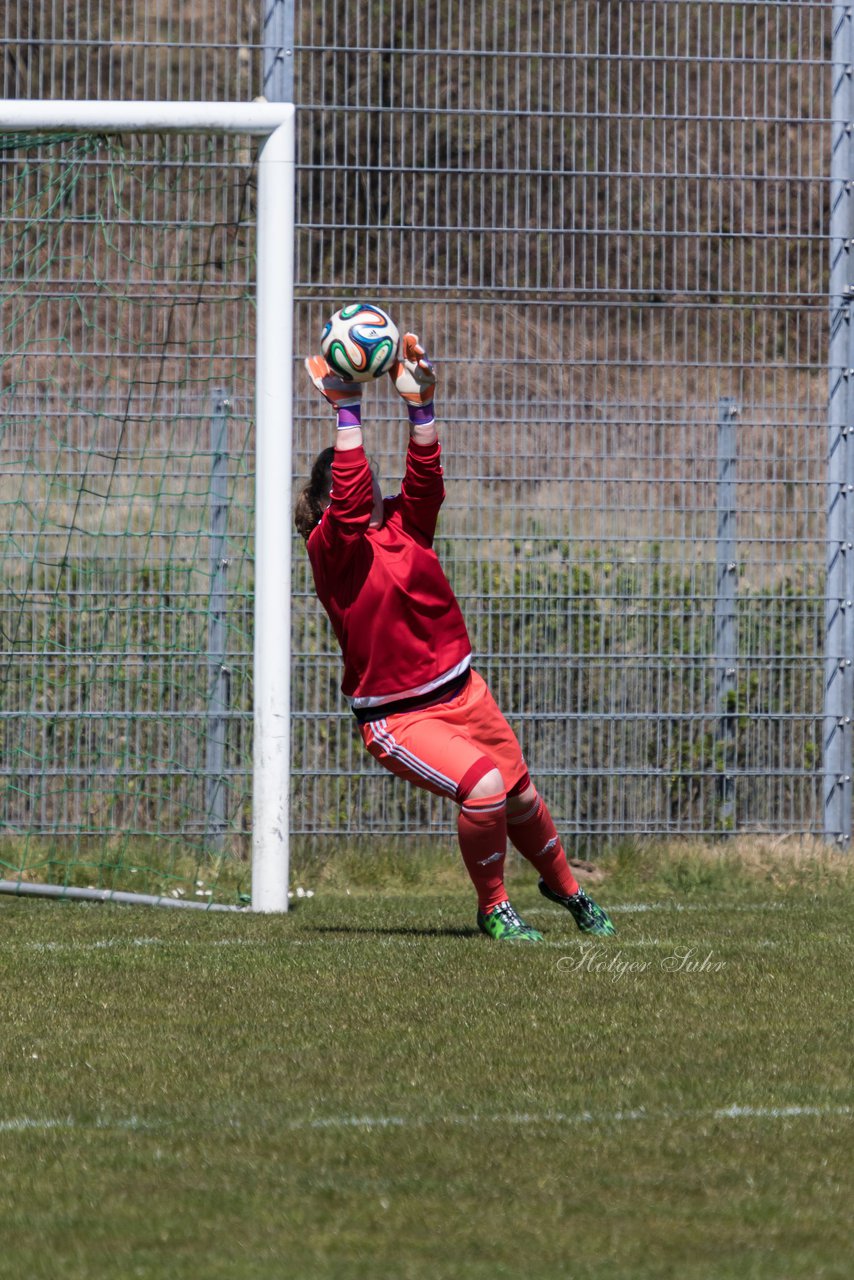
[388,333,436,426]
[305,354,362,427]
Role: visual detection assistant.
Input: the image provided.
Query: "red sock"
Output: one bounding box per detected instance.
[457,792,508,913]
[507,792,579,897]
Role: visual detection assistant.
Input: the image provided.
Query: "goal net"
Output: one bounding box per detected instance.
[0,122,277,908]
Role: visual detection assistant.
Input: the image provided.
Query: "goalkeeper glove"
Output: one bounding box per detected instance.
[305,355,362,426]
[389,333,436,425]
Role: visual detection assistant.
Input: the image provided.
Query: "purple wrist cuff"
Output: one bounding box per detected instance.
[336,404,362,429]
[407,403,435,427]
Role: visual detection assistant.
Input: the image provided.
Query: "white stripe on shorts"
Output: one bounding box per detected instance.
[369,719,459,798]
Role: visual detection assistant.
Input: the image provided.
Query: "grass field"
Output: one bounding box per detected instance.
[0,841,852,1280]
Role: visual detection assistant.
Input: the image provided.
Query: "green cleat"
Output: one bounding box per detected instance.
[537,878,616,936]
[477,899,544,943]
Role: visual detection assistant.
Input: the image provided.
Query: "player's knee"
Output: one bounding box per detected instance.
[465,767,505,802]
[506,782,538,815]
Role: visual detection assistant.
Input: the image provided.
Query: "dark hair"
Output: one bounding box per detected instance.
[294,446,335,541]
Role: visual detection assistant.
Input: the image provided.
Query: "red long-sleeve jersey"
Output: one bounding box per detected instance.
[307,440,472,715]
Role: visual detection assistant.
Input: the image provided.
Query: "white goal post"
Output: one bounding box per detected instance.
[0,100,296,913]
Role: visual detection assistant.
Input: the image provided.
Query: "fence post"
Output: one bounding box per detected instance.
[262,0,295,102]
[205,389,230,850]
[714,398,739,831]
[825,5,854,847]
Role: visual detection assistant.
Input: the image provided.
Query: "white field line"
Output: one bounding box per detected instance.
[0,1115,150,1133]
[529,902,788,916]
[9,936,743,956]
[0,1103,850,1138]
[17,937,300,953]
[5,927,795,955]
[286,1104,854,1132]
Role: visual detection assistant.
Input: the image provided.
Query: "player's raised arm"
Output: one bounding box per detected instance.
[301,355,374,547]
[389,332,438,445]
[388,333,445,541]
[304,353,364,453]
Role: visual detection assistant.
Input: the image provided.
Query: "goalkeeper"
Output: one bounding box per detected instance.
[296,332,615,943]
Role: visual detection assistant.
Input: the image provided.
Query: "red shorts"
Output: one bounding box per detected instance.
[359,670,530,803]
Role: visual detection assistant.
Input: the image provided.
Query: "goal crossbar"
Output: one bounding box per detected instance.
[0,100,296,913]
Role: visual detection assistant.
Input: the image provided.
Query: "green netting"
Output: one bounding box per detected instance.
[0,132,257,905]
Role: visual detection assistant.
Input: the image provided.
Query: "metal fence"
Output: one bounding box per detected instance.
[0,2,847,856]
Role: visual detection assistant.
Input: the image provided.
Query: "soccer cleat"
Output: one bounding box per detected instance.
[537,878,616,936]
[477,899,544,943]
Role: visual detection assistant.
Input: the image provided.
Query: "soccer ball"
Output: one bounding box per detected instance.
[320,303,400,382]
